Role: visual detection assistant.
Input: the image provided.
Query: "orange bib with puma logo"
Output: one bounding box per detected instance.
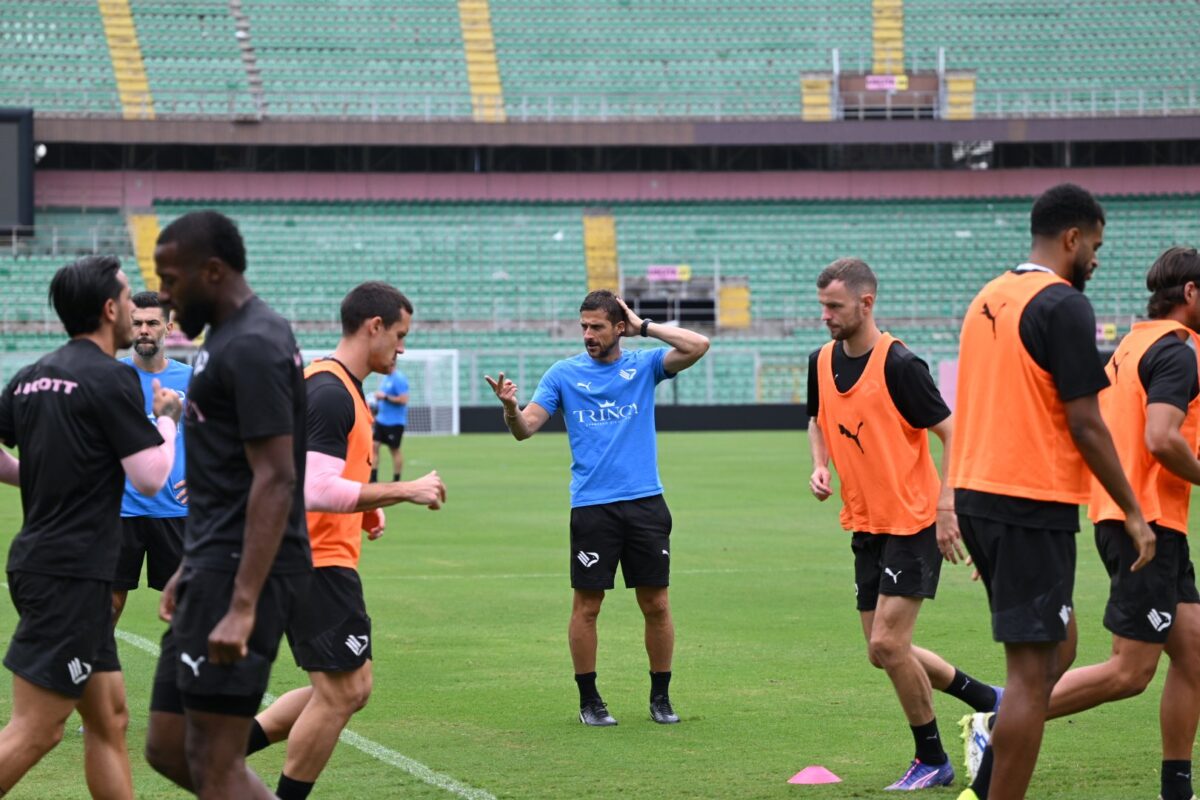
[816,334,940,535]
[949,270,1089,504]
[304,359,375,568]
[1089,319,1200,532]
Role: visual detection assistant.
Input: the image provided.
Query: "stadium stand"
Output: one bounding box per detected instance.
[905,0,1200,116]
[0,1,121,114]
[5,1,1196,119]
[4,195,1196,402]
[131,0,256,116]
[240,0,471,117]
[0,208,138,332]
[486,0,870,119]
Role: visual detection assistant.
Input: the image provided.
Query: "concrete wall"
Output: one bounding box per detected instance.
[35,165,1200,208]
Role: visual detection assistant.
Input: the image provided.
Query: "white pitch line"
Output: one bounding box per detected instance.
[103,630,494,800]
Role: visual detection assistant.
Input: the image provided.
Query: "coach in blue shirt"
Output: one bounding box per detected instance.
[486,290,709,727]
[372,366,409,482]
[113,291,190,625]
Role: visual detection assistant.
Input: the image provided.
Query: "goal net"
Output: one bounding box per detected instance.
[301,348,460,436]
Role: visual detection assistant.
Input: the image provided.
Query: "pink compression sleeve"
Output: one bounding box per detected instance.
[304,450,362,513]
[121,417,176,496]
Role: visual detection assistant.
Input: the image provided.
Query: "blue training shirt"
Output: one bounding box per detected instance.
[119,357,190,518]
[531,346,672,508]
[375,369,409,426]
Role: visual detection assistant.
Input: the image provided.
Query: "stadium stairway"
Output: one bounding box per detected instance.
[872,0,904,75]
[582,212,619,293]
[457,0,506,122]
[127,212,162,291]
[98,0,154,119]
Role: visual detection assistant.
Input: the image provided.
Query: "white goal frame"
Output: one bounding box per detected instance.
[302,348,460,436]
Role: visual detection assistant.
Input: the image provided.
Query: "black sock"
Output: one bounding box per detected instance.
[393,472,400,482]
[246,719,270,755]
[575,672,600,705]
[972,745,994,799]
[911,718,947,766]
[370,469,377,483]
[276,774,314,800]
[650,670,672,698]
[1162,759,1193,800]
[943,668,999,713]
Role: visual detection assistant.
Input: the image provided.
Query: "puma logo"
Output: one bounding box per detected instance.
[1111,352,1126,382]
[981,302,1007,338]
[884,567,903,584]
[181,652,206,679]
[838,421,865,454]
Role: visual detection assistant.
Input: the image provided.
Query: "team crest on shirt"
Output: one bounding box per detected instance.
[192,350,210,374]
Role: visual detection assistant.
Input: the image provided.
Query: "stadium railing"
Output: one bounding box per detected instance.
[6,86,1198,122]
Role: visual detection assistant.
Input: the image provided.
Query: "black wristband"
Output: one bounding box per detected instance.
[640,318,652,337]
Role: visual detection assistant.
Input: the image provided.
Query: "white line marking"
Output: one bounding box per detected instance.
[98,624,491,799]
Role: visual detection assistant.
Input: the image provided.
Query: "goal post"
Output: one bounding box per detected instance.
[302,348,460,436]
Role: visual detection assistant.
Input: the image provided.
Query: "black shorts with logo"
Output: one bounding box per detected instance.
[373,423,405,450]
[570,494,672,590]
[113,516,185,592]
[286,566,372,672]
[150,565,309,717]
[4,571,120,698]
[959,514,1077,643]
[851,524,942,612]
[1095,521,1200,644]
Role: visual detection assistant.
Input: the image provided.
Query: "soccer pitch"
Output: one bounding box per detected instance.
[0,431,1179,799]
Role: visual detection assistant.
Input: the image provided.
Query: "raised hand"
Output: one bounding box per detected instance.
[406,470,447,510]
[484,372,519,411]
[151,378,183,423]
[614,296,643,337]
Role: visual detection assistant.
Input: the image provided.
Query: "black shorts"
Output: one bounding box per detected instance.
[1095,521,1200,643]
[851,524,942,612]
[4,572,120,698]
[114,516,185,592]
[569,494,672,590]
[373,423,405,449]
[959,514,1076,643]
[150,566,309,717]
[286,566,372,672]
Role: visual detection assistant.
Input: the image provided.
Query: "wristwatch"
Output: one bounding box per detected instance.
[640,318,652,337]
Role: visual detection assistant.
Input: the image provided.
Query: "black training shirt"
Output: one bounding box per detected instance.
[182,296,310,574]
[306,361,364,461]
[1139,333,1199,412]
[956,275,1109,531]
[807,339,950,429]
[0,339,163,580]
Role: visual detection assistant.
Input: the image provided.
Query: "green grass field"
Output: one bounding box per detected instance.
[0,431,1185,799]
